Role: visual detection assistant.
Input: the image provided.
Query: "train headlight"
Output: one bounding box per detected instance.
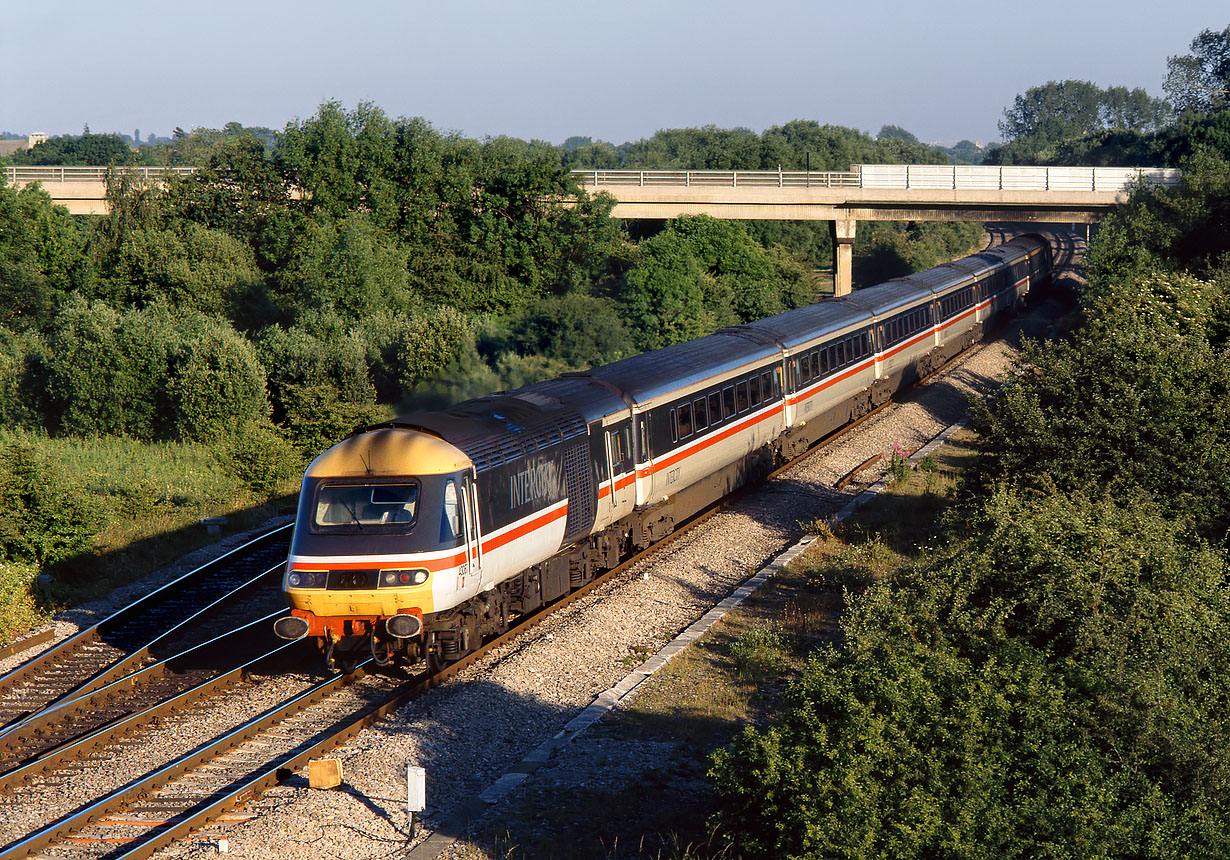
[380,569,429,587]
[287,570,326,589]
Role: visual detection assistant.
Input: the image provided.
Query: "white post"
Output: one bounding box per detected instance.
[407,764,426,839]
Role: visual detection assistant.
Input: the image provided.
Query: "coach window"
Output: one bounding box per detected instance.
[749,375,762,407]
[708,392,722,425]
[670,409,678,443]
[637,418,649,463]
[723,385,736,418]
[736,381,749,413]
[694,397,708,431]
[797,356,811,385]
[678,402,693,438]
[761,371,773,401]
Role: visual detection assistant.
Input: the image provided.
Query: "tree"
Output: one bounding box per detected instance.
[8,133,138,166]
[877,124,920,145]
[992,80,1170,164]
[1164,24,1230,114]
[999,80,1109,144]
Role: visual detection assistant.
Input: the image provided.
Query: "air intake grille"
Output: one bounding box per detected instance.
[561,442,594,542]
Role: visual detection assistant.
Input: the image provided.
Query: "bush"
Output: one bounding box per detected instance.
[220,420,300,496]
[169,319,269,443]
[0,441,96,568]
[0,560,45,646]
[0,327,47,430]
[729,622,792,680]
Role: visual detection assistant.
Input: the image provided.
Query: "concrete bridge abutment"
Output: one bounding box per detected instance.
[830,218,857,297]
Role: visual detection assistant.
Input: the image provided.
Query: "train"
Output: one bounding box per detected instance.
[273,234,1054,671]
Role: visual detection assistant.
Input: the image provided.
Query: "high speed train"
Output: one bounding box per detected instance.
[274,235,1053,670]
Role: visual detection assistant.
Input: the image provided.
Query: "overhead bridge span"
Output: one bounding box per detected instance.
[574,164,1179,293]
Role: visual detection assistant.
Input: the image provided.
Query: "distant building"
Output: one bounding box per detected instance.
[0,132,49,158]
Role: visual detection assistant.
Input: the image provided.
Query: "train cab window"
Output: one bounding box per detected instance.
[694,397,708,431]
[723,385,736,418]
[315,482,419,533]
[761,371,773,401]
[440,480,460,543]
[708,392,722,425]
[736,381,749,413]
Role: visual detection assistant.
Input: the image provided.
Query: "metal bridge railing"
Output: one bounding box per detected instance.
[4,166,198,184]
[572,169,861,188]
[5,164,1182,195]
[572,165,1182,193]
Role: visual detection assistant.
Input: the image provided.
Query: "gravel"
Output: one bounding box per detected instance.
[141,286,1070,860]
[3,269,1076,859]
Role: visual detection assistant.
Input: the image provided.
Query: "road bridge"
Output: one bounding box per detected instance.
[574,165,1179,293]
[5,163,1179,295]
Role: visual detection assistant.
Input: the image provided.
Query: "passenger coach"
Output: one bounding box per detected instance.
[275,235,1053,670]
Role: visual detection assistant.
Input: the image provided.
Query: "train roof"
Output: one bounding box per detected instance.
[844,279,936,316]
[721,299,871,350]
[585,332,779,404]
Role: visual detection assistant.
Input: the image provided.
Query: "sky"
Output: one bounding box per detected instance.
[2,0,1227,148]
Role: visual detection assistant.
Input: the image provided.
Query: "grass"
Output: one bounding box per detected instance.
[454,433,975,858]
[0,428,300,645]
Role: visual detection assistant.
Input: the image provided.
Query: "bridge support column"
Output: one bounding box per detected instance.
[831,218,857,296]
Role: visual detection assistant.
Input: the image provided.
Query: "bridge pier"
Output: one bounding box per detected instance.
[831,218,856,297]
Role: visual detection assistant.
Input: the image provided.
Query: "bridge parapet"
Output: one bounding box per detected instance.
[573,164,1181,193]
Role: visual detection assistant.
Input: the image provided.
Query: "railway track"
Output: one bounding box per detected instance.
[0,526,293,734]
[0,303,1044,859]
[0,369,915,859]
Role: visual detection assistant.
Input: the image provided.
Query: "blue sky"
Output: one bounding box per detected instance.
[3,1,1226,147]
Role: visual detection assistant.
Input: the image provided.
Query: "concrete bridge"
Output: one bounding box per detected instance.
[4,163,1179,295]
[574,164,1180,293]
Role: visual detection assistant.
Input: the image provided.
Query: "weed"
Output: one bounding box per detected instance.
[729,621,793,680]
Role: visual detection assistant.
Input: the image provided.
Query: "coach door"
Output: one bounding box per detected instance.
[604,422,635,519]
[459,475,484,588]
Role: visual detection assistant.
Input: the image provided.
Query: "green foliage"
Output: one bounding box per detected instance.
[41,297,269,444]
[169,320,269,443]
[219,419,300,496]
[0,560,45,646]
[0,182,93,330]
[1086,151,1230,283]
[729,622,793,680]
[8,133,139,166]
[0,327,45,430]
[276,213,413,321]
[1164,24,1230,114]
[712,487,1230,858]
[619,230,712,351]
[990,80,1171,164]
[0,441,96,567]
[853,221,983,287]
[491,293,633,366]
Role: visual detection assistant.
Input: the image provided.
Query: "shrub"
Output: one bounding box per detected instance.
[169,320,269,442]
[221,420,301,497]
[0,560,45,646]
[729,622,793,680]
[0,327,47,430]
[0,441,96,567]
